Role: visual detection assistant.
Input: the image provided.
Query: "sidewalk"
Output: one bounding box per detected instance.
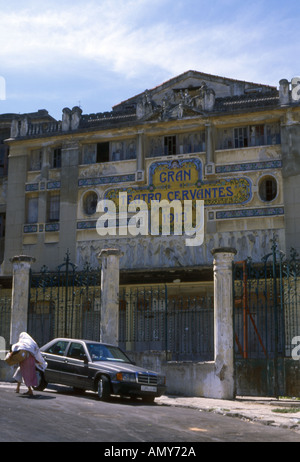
[156,395,300,434]
[1,381,300,434]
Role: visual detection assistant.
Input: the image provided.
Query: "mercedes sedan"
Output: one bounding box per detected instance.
[35,338,166,403]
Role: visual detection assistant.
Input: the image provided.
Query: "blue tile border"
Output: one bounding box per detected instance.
[216,207,284,220]
[45,223,60,232]
[78,174,136,187]
[23,224,38,233]
[77,221,97,229]
[25,183,39,192]
[216,160,282,174]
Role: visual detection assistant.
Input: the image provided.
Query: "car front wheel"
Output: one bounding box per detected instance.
[96,375,111,401]
[142,395,155,404]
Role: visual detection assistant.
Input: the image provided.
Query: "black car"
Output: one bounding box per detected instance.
[35,338,166,403]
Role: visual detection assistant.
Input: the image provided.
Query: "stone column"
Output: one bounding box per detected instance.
[9,255,36,345]
[211,247,237,399]
[97,249,122,345]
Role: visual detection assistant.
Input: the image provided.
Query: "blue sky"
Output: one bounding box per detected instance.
[0,0,300,120]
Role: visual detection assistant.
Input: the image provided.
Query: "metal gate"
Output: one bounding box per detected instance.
[233,238,300,397]
[28,251,101,346]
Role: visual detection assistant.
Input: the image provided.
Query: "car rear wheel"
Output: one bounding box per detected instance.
[96,375,111,401]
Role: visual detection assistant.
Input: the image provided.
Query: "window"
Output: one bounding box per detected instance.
[46,340,69,356]
[83,191,98,215]
[52,148,61,169]
[258,176,277,202]
[164,136,177,156]
[220,123,281,150]
[266,124,281,145]
[249,125,265,147]
[30,149,42,171]
[234,127,248,148]
[111,139,137,161]
[97,142,110,163]
[82,144,96,164]
[179,131,206,154]
[82,143,110,164]
[67,342,87,361]
[47,193,60,222]
[26,196,38,224]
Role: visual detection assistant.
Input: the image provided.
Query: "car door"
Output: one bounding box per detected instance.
[65,342,90,389]
[42,340,70,385]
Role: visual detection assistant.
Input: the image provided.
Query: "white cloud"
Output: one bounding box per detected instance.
[1,0,300,117]
[0,0,290,84]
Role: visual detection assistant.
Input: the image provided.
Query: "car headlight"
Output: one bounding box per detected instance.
[116,372,136,383]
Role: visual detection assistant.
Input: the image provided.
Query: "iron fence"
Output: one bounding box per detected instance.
[28,254,101,347]
[233,241,300,360]
[119,286,214,361]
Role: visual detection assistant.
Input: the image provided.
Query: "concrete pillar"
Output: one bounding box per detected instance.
[9,255,36,345]
[97,249,122,345]
[59,141,79,264]
[211,247,237,399]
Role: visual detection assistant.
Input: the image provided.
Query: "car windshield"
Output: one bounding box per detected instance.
[87,343,131,363]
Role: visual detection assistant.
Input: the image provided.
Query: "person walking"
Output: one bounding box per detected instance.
[12,333,47,396]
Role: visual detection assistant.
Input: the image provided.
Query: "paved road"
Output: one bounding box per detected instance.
[0,384,299,443]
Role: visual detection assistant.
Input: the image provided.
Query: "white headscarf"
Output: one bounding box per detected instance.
[12,332,47,371]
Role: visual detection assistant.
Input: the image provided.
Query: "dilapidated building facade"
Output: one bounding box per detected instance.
[1,71,297,279]
[1,70,300,395]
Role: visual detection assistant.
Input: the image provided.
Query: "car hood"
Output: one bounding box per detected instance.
[91,360,161,375]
